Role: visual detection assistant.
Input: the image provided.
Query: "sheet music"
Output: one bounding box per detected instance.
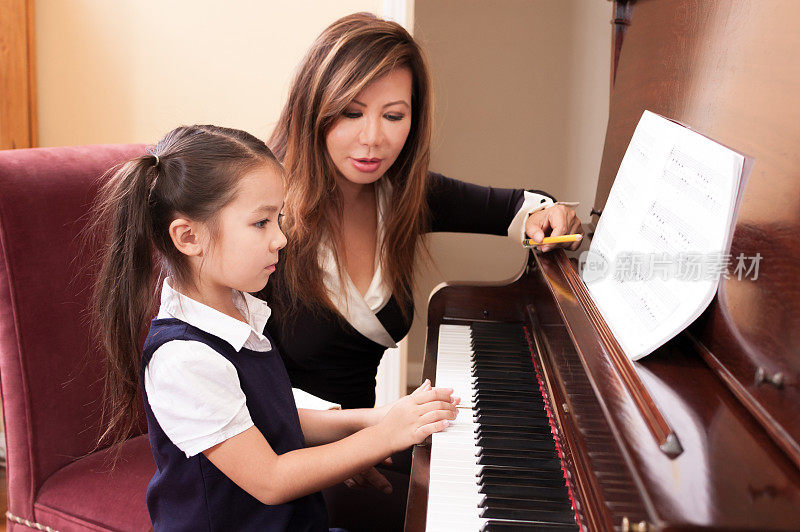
[581,110,747,360]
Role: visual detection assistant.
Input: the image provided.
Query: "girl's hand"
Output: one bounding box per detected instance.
[370,378,435,425]
[408,378,460,408]
[526,204,584,252]
[376,385,459,453]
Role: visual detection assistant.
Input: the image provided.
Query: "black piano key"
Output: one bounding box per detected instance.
[479,506,575,524]
[475,428,548,439]
[473,373,537,383]
[472,385,540,395]
[474,400,544,411]
[471,355,527,363]
[479,494,572,513]
[479,468,567,484]
[471,348,525,357]
[473,406,546,418]
[479,483,572,503]
[479,467,566,482]
[472,381,540,393]
[472,338,526,347]
[473,378,538,388]
[477,454,561,470]
[474,409,547,423]
[478,486,574,512]
[473,388,540,398]
[480,506,575,525]
[472,347,527,355]
[475,413,550,427]
[473,369,538,380]
[479,481,569,500]
[471,349,526,356]
[471,354,528,361]
[481,520,578,532]
[471,361,534,372]
[472,341,526,348]
[476,426,549,438]
[475,417,551,430]
[473,394,543,405]
[477,447,559,461]
[473,356,528,364]
[477,447,554,461]
[474,400,543,412]
[478,436,554,451]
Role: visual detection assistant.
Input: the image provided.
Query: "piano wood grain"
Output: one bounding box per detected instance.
[408,252,800,530]
[595,0,800,471]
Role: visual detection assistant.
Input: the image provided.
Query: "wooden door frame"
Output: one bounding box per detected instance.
[0,0,37,149]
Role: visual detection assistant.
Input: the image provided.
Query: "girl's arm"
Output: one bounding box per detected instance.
[298,380,444,446]
[297,407,379,446]
[203,387,456,505]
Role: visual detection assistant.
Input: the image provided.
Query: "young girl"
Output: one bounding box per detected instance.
[91,125,458,531]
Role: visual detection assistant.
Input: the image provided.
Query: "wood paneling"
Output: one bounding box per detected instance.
[0,0,37,149]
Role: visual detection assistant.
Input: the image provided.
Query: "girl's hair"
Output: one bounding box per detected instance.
[268,12,433,318]
[91,124,279,450]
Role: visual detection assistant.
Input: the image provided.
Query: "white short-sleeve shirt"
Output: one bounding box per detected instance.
[144,279,338,458]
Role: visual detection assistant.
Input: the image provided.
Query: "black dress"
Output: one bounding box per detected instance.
[263,172,554,409]
[141,319,327,531]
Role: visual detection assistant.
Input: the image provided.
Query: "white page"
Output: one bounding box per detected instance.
[581,110,745,360]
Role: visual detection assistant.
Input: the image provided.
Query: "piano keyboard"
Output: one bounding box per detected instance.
[426,322,579,532]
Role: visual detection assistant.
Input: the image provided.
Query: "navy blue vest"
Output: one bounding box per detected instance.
[141,318,328,531]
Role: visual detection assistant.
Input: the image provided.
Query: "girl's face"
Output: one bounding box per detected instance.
[325,67,413,188]
[202,163,287,294]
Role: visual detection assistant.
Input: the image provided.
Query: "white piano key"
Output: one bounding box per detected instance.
[427,324,486,532]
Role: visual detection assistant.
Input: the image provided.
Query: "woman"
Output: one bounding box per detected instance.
[261,11,582,529]
[266,11,580,409]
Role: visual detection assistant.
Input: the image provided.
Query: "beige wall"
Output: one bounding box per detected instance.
[35,1,383,146]
[406,1,612,382]
[35,0,611,389]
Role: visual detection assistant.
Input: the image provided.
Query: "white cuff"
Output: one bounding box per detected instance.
[507,191,555,243]
[293,388,342,410]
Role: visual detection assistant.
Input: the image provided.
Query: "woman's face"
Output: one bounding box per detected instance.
[325,67,413,188]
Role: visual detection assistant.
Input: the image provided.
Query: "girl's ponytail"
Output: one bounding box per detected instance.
[92,154,161,449]
[89,125,279,454]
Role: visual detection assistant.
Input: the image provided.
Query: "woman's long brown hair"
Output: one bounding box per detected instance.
[90,125,278,451]
[268,12,433,319]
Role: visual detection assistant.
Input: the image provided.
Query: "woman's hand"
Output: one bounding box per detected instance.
[343,457,394,494]
[525,204,584,252]
[376,384,458,453]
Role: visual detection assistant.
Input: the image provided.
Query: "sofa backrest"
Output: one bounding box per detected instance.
[0,144,146,511]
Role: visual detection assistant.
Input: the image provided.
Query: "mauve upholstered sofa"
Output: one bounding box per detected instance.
[0,145,154,531]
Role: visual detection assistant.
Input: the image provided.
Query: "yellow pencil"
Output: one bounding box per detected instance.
[523,233,583,247]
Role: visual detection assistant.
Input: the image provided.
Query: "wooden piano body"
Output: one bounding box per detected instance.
[406,1,800,530]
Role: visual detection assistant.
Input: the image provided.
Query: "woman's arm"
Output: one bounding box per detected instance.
[426,172,544,235]
[203,387,457,505]
[426,172,582,249]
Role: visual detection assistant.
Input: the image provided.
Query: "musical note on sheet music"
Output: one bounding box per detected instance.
[639,200,710,254]
[581,111,748,360]
[662,147,725,214]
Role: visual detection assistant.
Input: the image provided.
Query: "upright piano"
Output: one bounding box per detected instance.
[405,1,800,530]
